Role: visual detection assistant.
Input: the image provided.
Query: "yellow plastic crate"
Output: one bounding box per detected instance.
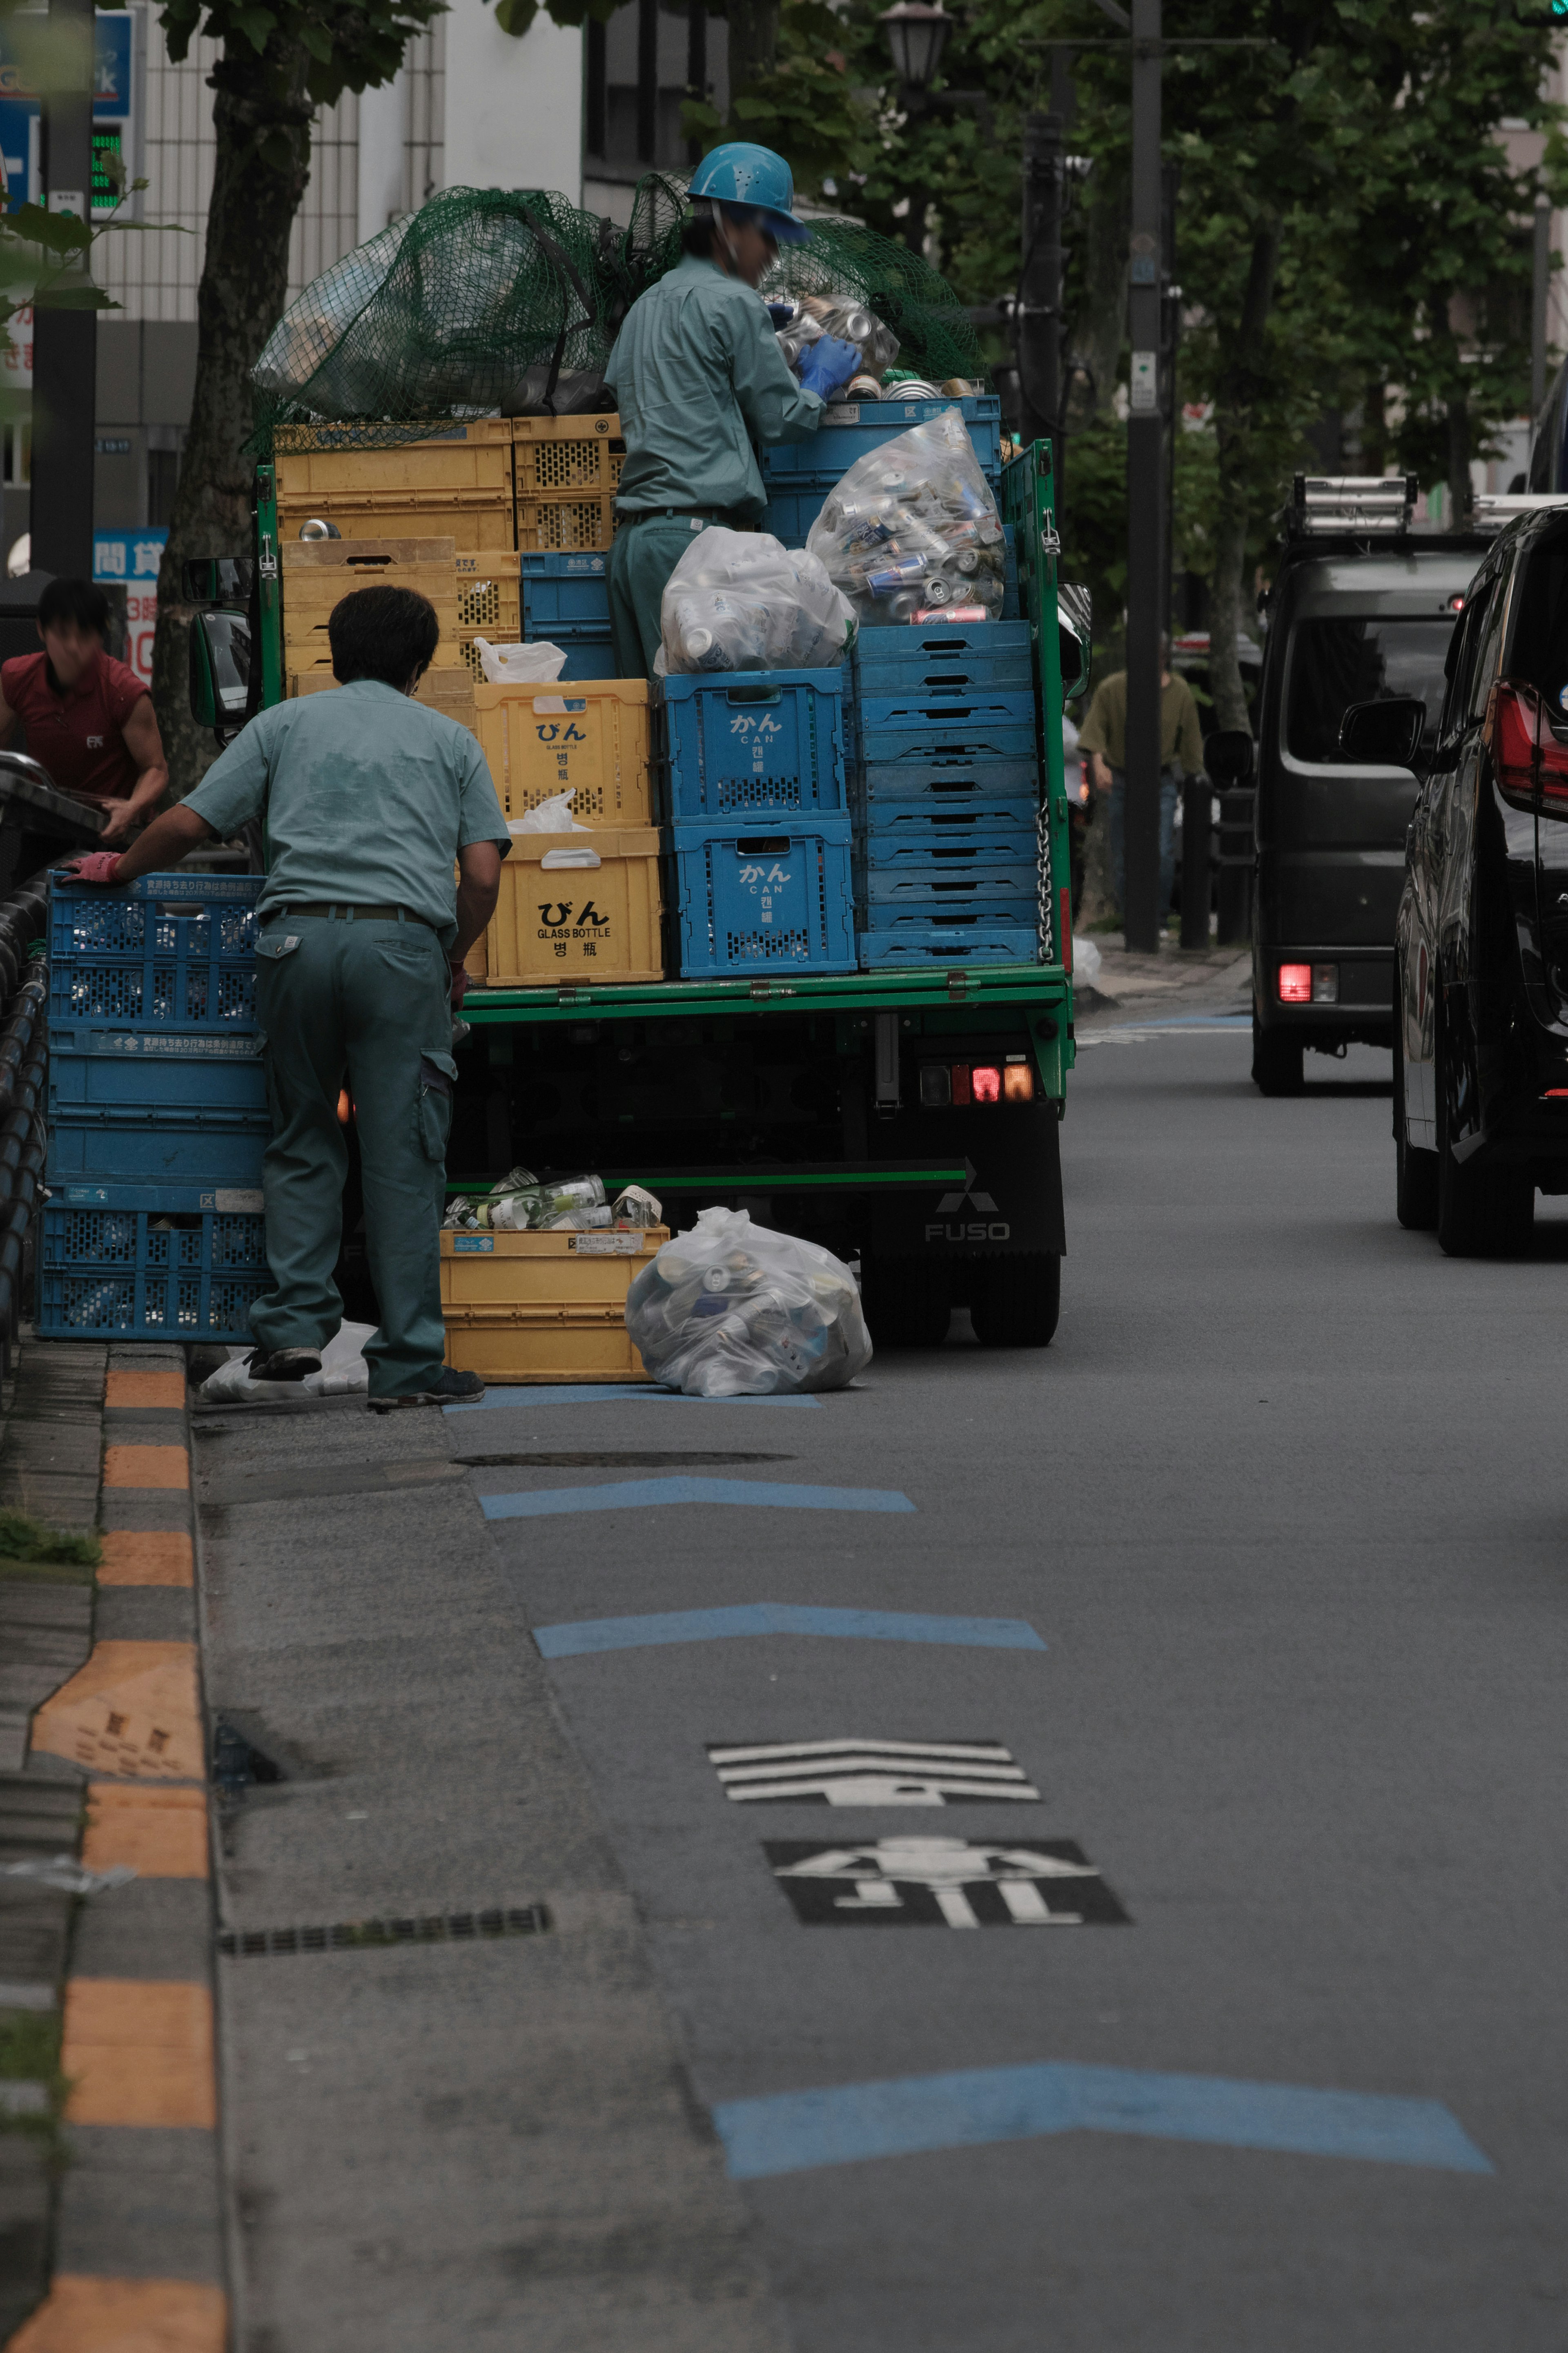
[275,419,514,495]
[454,551,522,633]
[279,490,517,550]
[282,537,463,665]
[441,1223,669,1384]
[287,666,477,733]
[487,828,662,984]
[473,679,652,823]
[516,494,618,553]
[512,414,625,497]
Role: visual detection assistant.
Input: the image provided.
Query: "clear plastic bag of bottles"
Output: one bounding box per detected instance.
[805,405,1005,628]
[624,1207,873,1397]
[658,527,856,676]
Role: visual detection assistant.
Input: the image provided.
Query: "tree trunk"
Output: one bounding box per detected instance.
[151,42,313,797]
[1207,222,1280,736]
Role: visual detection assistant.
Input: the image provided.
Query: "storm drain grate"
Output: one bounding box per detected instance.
[218,1905,551,1957]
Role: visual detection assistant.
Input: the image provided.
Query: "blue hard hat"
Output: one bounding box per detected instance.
[688,143,811,243]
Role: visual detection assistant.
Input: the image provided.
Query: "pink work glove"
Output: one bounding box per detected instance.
[69,852,124,885]
[449,960,469,1009]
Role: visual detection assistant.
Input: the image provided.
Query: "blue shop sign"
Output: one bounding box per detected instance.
[93,529,167,589]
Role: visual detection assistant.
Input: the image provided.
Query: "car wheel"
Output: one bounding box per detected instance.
[1435,1026,1533,1258]
[858,1256,951,1347]
[1252,1010,1303,1097]
[967,1253,1061,1347]
[1393,1019,1438,1231]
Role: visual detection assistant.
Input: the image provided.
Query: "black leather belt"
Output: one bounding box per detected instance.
[276,903,434,926]
[619,505,748,527]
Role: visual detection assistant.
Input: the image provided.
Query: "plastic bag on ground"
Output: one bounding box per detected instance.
[658,527,855,676]
[625,1207,872,1397]
[199,1322,376,1404]
[474,638,568,684]
[806,405,1005,628]
[510,788,588,834]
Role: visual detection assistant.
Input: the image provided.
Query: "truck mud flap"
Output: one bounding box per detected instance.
[868,1102,1065,1257]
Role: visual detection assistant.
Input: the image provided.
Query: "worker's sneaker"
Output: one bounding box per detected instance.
[245,1347,322,1383]
[366,1368,486,1414]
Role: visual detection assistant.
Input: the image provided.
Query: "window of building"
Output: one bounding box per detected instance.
[587,0,728,175]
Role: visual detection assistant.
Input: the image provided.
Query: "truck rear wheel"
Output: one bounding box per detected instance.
[858,1256,951,1348]
[967,1253,1061,1348]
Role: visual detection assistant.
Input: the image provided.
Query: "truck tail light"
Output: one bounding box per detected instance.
[1490,678,1568,816]
[951,1064,973,1106]
[1002,1061,1034,1101]
[920,1066,951,1107]
[1278,964,1312,1003]
[1058,887,1073,974]
[971,1065,1001,1103]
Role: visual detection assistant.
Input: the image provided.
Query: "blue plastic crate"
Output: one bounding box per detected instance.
[853,756,1041,810]
[46,1111,270,1189]
[852,620,1033,698]
[762,395,1003,487]
[556,633,617,682]
[667,819,855,975]
[759,487,828,550]
[49,872,262,1031]
[519,551,612,632]
[859,874,1039,924]
[855,805,1039,864]
[658,671,846,821]
[858,922,1040,969]
[36,1193,269,1343]
[49,1027,267,1122]
[48,1179,264,1214]
[1002,524,1020,621]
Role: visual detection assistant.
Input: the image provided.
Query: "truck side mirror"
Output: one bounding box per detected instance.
[1058,580,1091,698]
[1203,728,1255,785]
[188,608,251,746]
[1340,696,1425,771]
[183,557,254,607]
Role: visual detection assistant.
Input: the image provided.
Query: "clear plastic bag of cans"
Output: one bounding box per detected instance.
[805,404,1005,627]
[772,292,900,402]
[624,1206,873,1397]
[658,526,857,675]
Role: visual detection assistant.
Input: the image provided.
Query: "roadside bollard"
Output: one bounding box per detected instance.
[1216,787,1256,946]
[1180,776,1211,951]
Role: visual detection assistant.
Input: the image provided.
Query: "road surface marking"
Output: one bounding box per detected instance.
[709,1737,1040,1806]
[83,1784,208,1878]
[96,1530,194,1587]
[101,1443,189,1490]
[712,2059,1493,2179]
[61,1979,216,2128]
[482,1476,913,1521]
[766,1836,1125,1927]
[535,1605,1046,1658]
[447,1385,822,1412]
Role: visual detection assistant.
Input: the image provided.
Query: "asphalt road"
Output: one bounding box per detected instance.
[193,1023,1567,2350]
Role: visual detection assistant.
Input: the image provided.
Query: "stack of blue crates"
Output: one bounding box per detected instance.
[521,552,615,680]
[657,671,855,976]
[39,872,270,1343]
[849,619,1042,970]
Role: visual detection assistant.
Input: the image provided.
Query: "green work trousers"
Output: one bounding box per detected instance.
[249,910,457,1398]
[609,515,711,677]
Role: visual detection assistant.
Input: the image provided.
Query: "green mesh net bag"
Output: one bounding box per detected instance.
[252,175,985,455]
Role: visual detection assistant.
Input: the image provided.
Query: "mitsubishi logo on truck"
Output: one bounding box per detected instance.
[926,1160,1010,1243]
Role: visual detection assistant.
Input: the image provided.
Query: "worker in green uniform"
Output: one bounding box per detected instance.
[604,142,860,678]
[68,586,510,1409]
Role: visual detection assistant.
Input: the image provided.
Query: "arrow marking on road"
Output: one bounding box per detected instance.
[712,2060,1493,2179]
[533,1605,1047,1659]
[481,1476,913,1521]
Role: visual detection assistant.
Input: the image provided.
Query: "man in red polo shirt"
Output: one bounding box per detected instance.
[0,576,168,843]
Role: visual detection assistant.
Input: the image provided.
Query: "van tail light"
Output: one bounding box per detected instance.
[1278,964,1312,1004]
[1490,678,1568,816]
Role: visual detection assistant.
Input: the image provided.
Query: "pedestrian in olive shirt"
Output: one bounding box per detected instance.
[1078,640,1205,927]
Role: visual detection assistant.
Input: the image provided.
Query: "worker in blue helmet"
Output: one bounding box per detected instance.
[603,142,861,676]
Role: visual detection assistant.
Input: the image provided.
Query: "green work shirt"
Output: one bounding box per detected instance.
[185,680,510,948]
[1076,670,1206,777]
[605,253,825,521]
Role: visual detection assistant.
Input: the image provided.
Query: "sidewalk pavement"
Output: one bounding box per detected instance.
[1076,932,1252,1028]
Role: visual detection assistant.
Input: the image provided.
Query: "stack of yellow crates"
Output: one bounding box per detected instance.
[274,419,517,545]
[513,415,623,552]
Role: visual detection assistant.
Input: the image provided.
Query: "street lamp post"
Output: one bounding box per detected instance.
[878,4,995,270]
[1122,0,1164,955]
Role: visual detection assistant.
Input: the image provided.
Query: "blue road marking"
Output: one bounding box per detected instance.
[446,1386,822,1413]
[534,1603,1047,1659]
[482,1476,913,1521]
[711,2060,1493,2181]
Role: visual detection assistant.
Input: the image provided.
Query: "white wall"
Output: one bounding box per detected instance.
[442,0,583,204]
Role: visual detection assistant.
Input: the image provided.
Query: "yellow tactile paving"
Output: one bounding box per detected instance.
[31,1642,204,1781]
[101,1445,189,1491]
[6,2275,227,2352]
[62,1979,216,2128]
[104,1370,187,1411]
[96,1529,194,1588]
[83,1784,208,1880]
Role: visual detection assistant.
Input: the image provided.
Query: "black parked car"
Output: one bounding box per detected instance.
[1361,503,1568,1252]
[1250,510,1486,1093]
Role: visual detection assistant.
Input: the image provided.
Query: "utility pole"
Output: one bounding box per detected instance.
[1122,0,1163,954]
[31,0,97,580]
[1017,112,1063,452]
